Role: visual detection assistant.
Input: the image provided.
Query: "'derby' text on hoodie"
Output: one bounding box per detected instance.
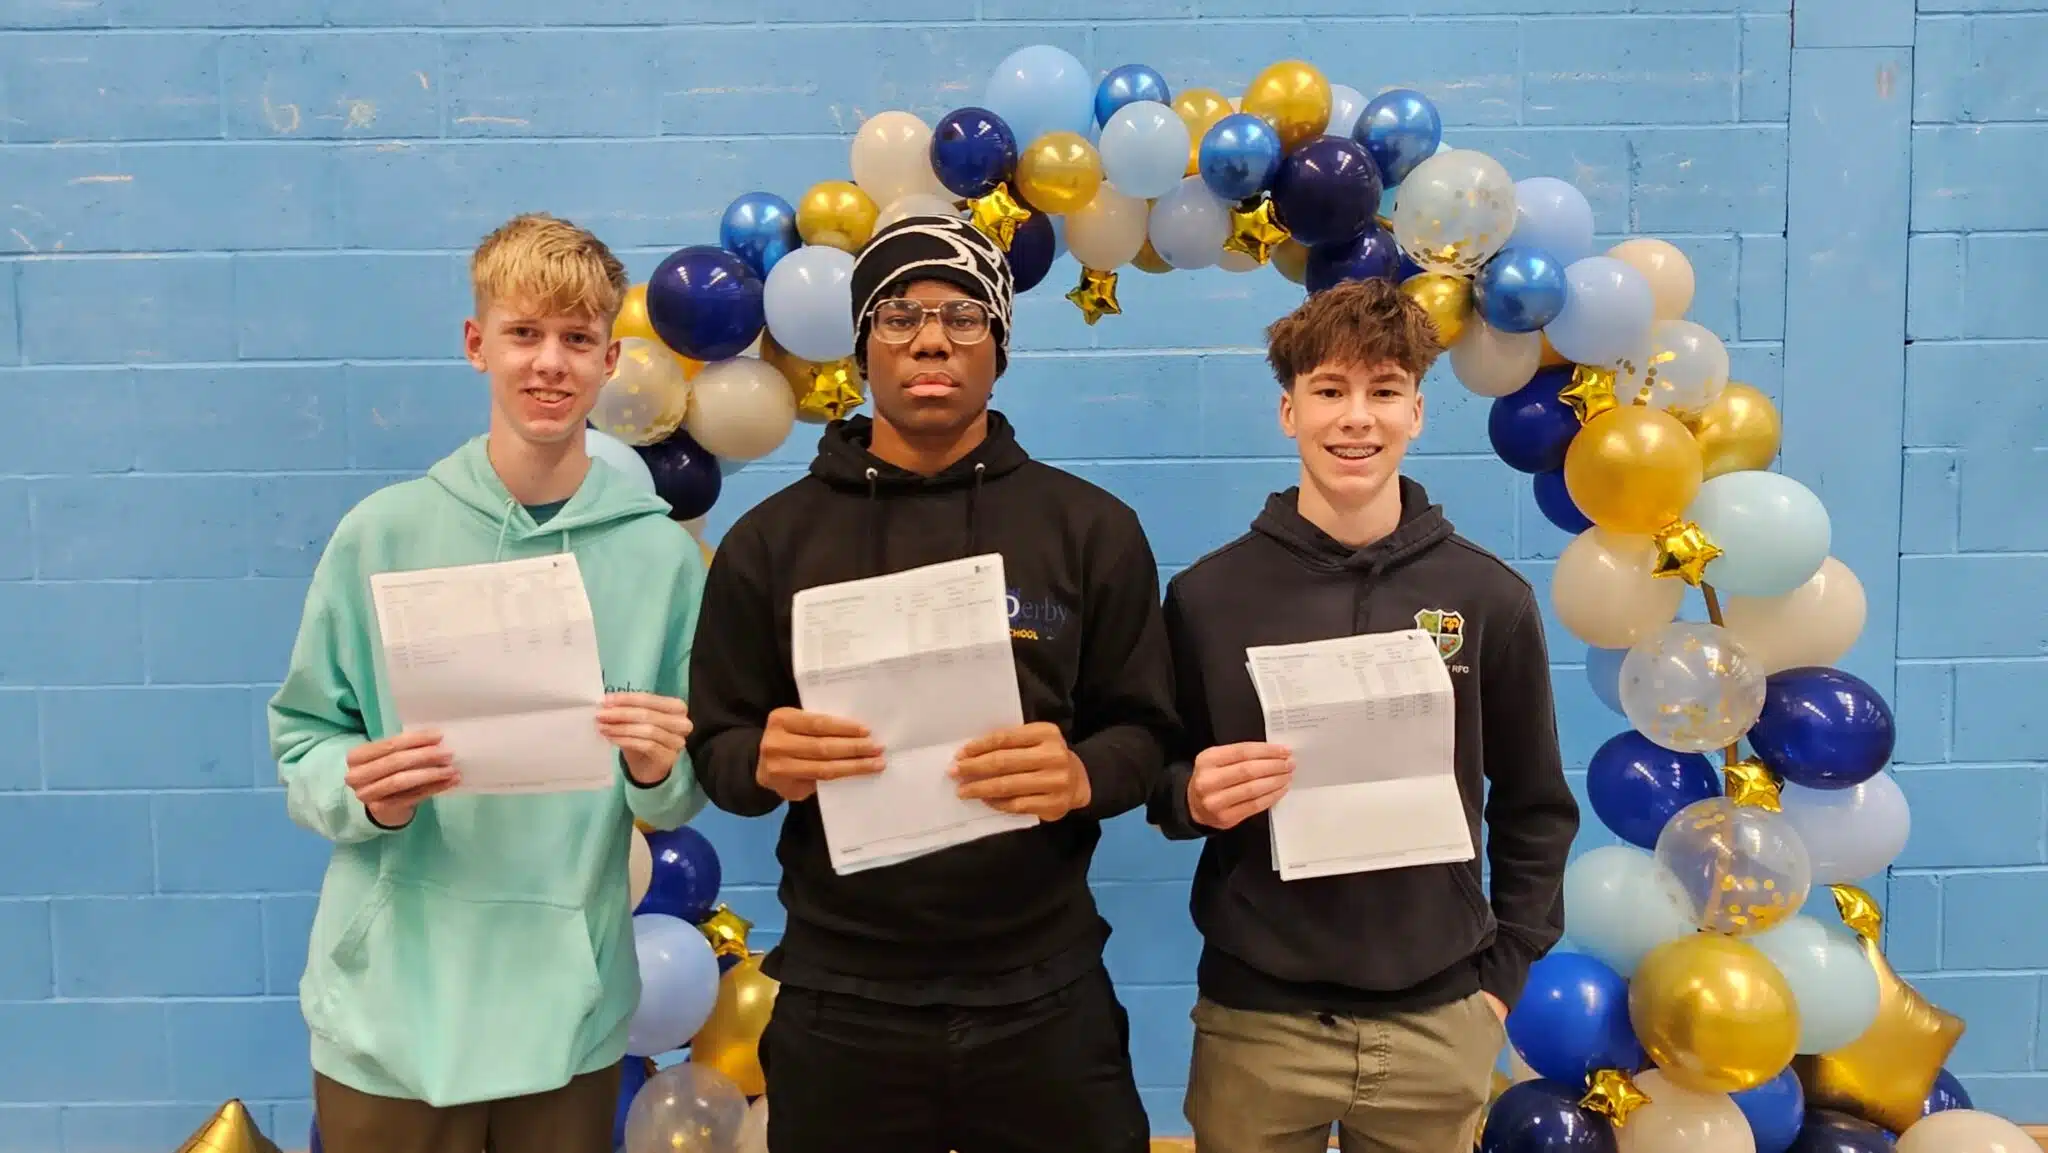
[685,412,1179,1004]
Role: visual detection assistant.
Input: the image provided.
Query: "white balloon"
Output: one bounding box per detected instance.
[736,1096,770,1153]
[1614,1069,1755,1153]
[1065,184,1149,269]
[686,357,797,462]
[850,110,946,206]
[1327,83,1367,137]
[628,828,652,911]
[876,192,962,231]
[1218,246,1261,273]
[1718,556,1867,675]
[1897,1109,2040,1153]
[1449,319,1542,398]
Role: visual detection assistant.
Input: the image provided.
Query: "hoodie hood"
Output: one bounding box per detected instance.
[426,434,676,558]
[1252,476,1455,577]
[806,412,1033,578]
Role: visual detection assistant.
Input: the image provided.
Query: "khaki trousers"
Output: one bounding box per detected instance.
[313,1065,621,1153]
[1183,991,1502,1153]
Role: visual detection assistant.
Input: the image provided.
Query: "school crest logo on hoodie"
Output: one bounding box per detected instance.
[1414,607,1466,663]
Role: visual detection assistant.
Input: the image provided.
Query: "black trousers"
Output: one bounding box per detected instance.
[758,964,1151,1153]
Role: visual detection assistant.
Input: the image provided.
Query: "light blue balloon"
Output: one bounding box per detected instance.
[1685,470,1832,598]
[1751,915,1882,1053]
[1542,255,1654,367]
[1148,176,1230,269]
[625,914,721,1057]
[761,243,855,364]
[1777,774,1911,885]
[1099,99,1191,200]
[1511,176,1596,265]
[1561,844,1695,977]
[1586,646,1627,716]
[983,44,1095,150]
[1327,83,1367,138]
[587,428,656,495]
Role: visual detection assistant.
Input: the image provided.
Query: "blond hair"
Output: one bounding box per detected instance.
[469,213,629,323]
[1265,276,1445,389]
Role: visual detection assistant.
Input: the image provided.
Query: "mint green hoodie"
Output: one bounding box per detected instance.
[268,434,708,1108]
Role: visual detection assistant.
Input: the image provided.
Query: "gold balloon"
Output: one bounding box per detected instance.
[1173,87,1233,174]
[760,331,865,423]
[1563,405,1705,536]
[176,1100,283,1153]
[1241,59,1332,152]
[1629,932,1801,1095]
[1794,884,1965,1135]
[1540,331,1572,367]
[1473,1070,1511,1149]
[1400,272,1472,347]
[614,284,704,378]
[1015,131,1103,214]
[1689,381,1782,479]
[691,953,780,1097]
[697,904,753,960]
[1133,236,1174,274]
[1271,237,1311,285]
[796,180,878,252]
[1065,267,1122,325]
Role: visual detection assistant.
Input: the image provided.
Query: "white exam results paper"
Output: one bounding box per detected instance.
[791,554,1037,875]
[368,553,617,794]
[1245,629,1474,881]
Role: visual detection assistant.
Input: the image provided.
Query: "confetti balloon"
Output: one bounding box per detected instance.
[589,337,694,447]
[1618,621,1767,755]
[1654,796,1812,937]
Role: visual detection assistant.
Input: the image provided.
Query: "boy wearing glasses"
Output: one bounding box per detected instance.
[684,214,1177,1153]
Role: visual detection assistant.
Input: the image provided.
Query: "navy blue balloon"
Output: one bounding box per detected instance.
[1354,87,1443,188]
[613,1056,652,1150]
[1733,1068,1807,1153]
[637,825,722,923]
[1482,1079,1619,1153]
[1587,730,1720,850]
[931,106,1019,200]
[1787,1109,1896,1153]
[1095,63,1170,125]
[646,245,764,363]
[1304,223,1401,294]
[1396,250,1427,282]
[1489,366,1581,474]
[1504,953,1644,1085]
[1271,134,1383,248]
[1748,666,1896,791]
[718,191,800,280]
[636,428,722,522]
[309,1120,323,1153]
[1476,246,1570,333]
[1198,112,1285,202]
[1923,1067,1972,1116]
[1006,212,1056,293]
[1533,467,1593,534]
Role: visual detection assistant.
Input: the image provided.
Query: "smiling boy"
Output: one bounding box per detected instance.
[1149,277,1579,1153]
[270,213,707,1153]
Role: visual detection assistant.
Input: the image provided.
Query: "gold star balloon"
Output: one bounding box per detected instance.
[1224,197,1290,264]
[176,1100,283,1153]
[1558,365,1619,423]
[1795,884,1965,1134]
[1579,1069,1652,1127]
[1066,267,1122,325]
[968,183,1032,250]
[1649,519,1722,585]
[795,357,865,422]
[699,904,754,960]
[1723,757,1783,811]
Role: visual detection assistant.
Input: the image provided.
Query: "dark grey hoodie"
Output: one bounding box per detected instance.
[1149,478,1579,1014]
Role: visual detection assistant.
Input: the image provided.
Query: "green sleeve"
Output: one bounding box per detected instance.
[623,532,710,830]
[269,534,393,845]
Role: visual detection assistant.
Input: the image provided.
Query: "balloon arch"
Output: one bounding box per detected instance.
[477,42,2016,1153]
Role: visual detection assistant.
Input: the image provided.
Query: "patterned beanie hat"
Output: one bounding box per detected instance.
[848,214,1014,375]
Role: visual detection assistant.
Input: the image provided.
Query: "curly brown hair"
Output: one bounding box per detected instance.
[1264,276,1445,389]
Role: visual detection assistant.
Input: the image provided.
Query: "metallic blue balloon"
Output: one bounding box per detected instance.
[1586,730,1720,850]
[1481,1079,1619,1153]
[637,824,723,923]
[1476,245,1570,333]
[930,106,1019,200]
[1354,87,1443,188]
[1095,63,1170,126]
[1304,223,1401,293]
[1533,467,1592,534]
[645,245,764,363]
[1504,953,1645,1085]
[1488,366,1580,474]
[1786,1109,1895,1153]
[718,191,799,280]
[1197,112,1284,202]
[1732,1068,1806,1153]
[1923,1066,1973,1116]
[1271,134,1382,248]
[1006,211,1056,293]
[1747,666,1896,791]
[635,428,723,522]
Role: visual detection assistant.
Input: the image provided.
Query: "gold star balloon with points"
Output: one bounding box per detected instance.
[1066,268,1122,325]
[1579,1068,1652,1127]
[699,904,754,961]
[1649,519,1722,585]
[968,183,1032,250]
[1557,365,1620,423]
[1224,197,1290,264]
[1723,757,1783,811]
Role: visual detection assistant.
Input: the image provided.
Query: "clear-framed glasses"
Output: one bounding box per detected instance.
[870,298,992,345]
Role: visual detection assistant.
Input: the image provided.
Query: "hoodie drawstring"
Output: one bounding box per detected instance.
[864,467,885,578]
[494,497,571,561]
[967,462,986,556]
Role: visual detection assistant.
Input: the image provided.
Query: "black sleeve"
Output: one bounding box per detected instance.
[683,519,788,818]
[1146,578,1217,840]
[1477,588,1581,1008]
[1068,504,1180,822]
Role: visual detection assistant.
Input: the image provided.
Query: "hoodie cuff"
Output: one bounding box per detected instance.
[1145,759,1211,841]
[1477,932,1546,1011]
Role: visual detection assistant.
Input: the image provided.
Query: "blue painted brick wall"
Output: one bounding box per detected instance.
[0,2,2038,1149]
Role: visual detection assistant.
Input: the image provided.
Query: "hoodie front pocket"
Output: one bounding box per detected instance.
[306,879,604,1108]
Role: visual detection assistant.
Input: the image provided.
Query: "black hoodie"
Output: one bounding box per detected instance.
[1148,478,1579,1014]
[685,412,1178,1004]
